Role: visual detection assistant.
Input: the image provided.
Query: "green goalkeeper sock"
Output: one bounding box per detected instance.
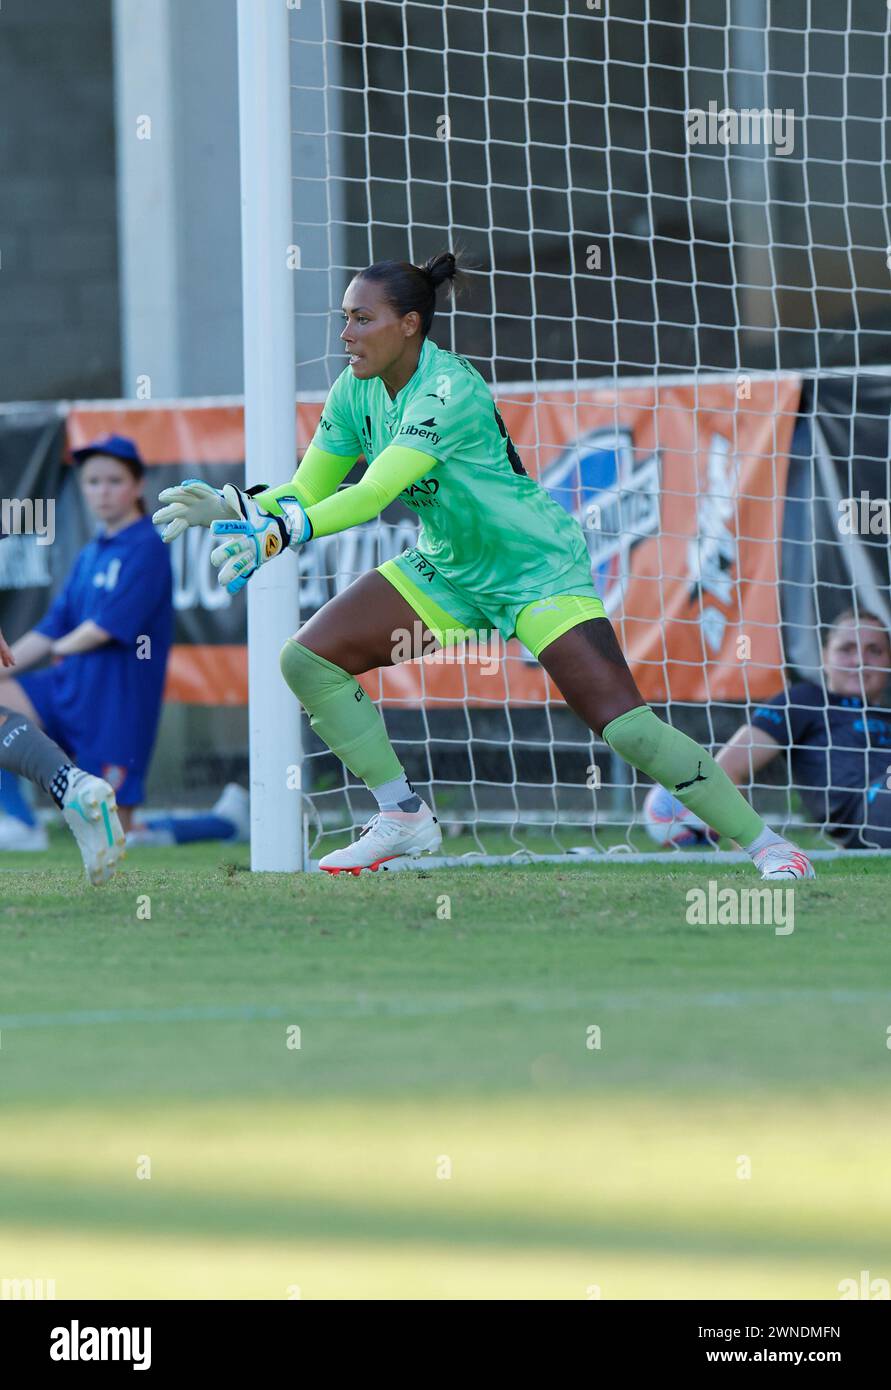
[602,704,766,847]
[279,639,404,788]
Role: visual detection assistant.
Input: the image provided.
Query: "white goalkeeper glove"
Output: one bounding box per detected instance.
[210,484,311,594]
[152,479,242,542]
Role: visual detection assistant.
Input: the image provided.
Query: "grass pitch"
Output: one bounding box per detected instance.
[1,835,889,1300]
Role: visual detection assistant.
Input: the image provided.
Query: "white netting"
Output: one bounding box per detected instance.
[287,0,891,862]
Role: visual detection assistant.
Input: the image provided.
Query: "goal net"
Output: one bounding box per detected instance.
[285,0,891,864]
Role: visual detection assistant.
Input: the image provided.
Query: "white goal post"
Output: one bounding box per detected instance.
[237,0,303,871]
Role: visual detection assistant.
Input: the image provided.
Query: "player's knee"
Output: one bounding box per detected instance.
[280,637,352,705]
[280,637,313,696]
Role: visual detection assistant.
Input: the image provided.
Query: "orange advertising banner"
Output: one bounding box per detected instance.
[372,375,801,705]
[65,375,800,706]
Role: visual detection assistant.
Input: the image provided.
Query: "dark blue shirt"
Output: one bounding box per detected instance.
[36,516,173,763]
[750,680,891,821]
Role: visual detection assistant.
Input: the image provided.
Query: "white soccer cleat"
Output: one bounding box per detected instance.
[0,816,49,852]
[753,841,815,881]
[319,803,442,875]
[60,770,126,886]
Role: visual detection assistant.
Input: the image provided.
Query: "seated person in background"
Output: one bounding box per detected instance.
[128,782,250,847]
[1,618,125,883]
[0,434,172,846]
[716,609,891,848]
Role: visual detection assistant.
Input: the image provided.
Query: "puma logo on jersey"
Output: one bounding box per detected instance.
[426,373,451,404]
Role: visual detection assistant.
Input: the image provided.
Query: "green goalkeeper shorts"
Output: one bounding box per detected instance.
[378,546,607,659]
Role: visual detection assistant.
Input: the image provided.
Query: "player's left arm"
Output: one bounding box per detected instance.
[302,444,438,537]
[0,626,13,669]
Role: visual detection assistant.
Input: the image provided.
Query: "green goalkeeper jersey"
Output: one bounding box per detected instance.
[305,337,593,606]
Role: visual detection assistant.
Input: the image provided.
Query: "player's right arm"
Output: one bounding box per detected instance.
[254,444,359,516]
[0,626,13,669]
[154,445,362,542]
[155,371,361,541]
[255,370,362,515]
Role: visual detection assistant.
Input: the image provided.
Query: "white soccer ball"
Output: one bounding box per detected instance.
[643,784,715,848]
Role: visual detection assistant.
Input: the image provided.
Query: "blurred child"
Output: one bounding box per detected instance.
[0,434,172,846]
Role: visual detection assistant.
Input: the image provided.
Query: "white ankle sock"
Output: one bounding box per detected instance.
[744,825,786,856]
[371,773,414,811]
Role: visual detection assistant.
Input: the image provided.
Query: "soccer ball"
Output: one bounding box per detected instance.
[643,784,716,848]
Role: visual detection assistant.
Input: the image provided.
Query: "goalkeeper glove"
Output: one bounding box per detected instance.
[153,479,241,542]
[210,484,311,594]
[152,479,277,542]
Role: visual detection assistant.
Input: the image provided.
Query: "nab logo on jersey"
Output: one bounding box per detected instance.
[400,476,440,510]
[541,426,660,614]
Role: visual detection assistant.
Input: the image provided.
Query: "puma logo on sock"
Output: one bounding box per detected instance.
[675,762,707,792]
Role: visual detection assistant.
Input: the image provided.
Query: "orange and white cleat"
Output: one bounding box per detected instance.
[319,803,441,875]
[753,841,815,881]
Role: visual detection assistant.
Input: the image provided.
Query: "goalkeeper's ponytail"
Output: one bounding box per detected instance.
[357,250,466,337]
[422,251,459,293]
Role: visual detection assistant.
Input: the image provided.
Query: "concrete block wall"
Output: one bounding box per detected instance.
[0,0,120,401]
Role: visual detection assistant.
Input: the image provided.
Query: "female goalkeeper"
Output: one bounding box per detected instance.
[155,252,814,880]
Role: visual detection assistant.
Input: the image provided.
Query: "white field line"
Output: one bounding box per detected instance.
[0,987,888,1031]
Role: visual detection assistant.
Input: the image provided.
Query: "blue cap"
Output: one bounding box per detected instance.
[71,433,145,473]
